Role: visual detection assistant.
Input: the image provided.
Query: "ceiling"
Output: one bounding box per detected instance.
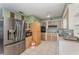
[0,3,66,19]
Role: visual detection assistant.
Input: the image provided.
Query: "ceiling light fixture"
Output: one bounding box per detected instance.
[47,14,50,18]
[46,13,52,20]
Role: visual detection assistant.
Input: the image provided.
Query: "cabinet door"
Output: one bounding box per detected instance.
[25,37,32,48]
[32,32,41,45]
[41,33,45,40]
[48,21,53,25]
[48,21,57,26]
[51,33,57,41]
[47,33,52,40]
[32,22,41,32]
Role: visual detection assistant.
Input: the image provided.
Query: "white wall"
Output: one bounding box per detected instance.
[68,4,79,37]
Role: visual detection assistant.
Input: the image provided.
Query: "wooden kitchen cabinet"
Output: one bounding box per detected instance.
[47,33,52,40]
[32,21,41,46]
[57,20,63,28]
[51,33,57,41]
[47,33,57,41]
[25,36,32,48]
[48,20,57,26]
[25,21,41,48]
[32,32,41,45]
[41,33,45,40]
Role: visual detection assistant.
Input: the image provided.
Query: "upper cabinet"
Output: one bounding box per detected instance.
[47,19,63,28]
[48,20,57,26]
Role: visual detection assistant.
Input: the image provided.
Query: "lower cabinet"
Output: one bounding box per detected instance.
[4,40,25,55]
[41,33,45,40]
[32,32,41,46]
[47,33,52,40]
[47,33,57,41]
[51,33,57,41]
[25,36,32,49]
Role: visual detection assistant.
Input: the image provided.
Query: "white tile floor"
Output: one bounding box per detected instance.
[21,39,79,55]
[59,39,79,55]
[21,40,58,55]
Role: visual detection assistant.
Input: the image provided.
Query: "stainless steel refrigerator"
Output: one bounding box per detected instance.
[4,18,25,55]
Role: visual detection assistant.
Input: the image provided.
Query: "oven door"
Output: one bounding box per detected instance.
[41,26,46,33]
